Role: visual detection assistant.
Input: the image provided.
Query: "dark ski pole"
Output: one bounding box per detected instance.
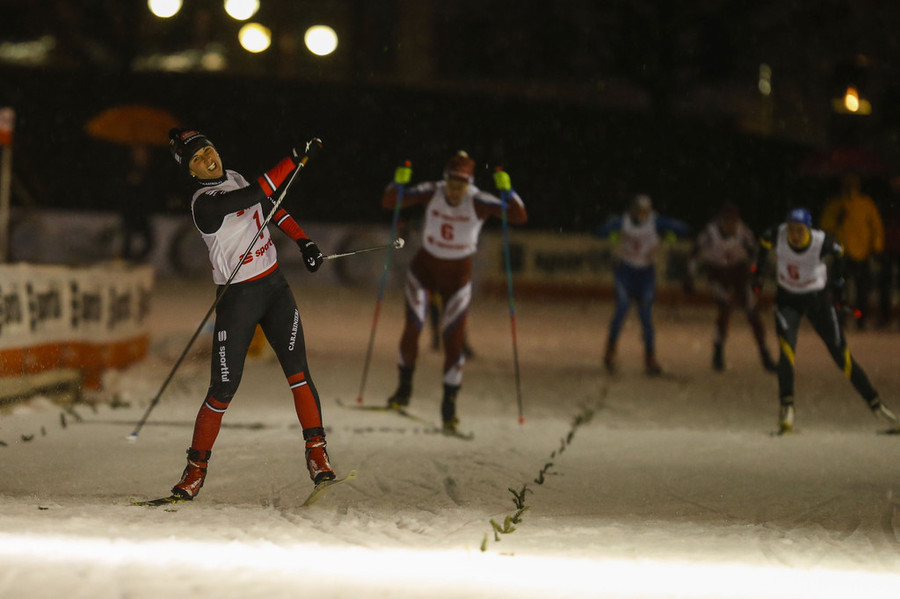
[355,161,411,404]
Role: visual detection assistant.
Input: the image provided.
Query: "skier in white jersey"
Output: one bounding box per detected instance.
[596,194,690,375]
[754,208,899,434]
[382,151,527,433]
[164,128,335,500]
[686,202,776,372]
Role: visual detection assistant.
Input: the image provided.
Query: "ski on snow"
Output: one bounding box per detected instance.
[335,398,474,440]
[302,468,358,506]
[336,397,434,425]
[132,469,359,508]
[131,494,190,507]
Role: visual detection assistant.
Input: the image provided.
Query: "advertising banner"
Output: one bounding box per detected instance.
[478,231,692,299]
[0,263,153,388]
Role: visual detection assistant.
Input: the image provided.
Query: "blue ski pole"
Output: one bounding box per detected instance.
[495,167,525,424]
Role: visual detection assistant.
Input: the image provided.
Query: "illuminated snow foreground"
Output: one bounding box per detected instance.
[1,532,898,599]
[1,277,899,598]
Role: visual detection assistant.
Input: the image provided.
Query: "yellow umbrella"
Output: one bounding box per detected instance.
[86,104,180,147]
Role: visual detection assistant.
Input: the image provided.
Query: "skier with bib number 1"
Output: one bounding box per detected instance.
[156,128,337,502]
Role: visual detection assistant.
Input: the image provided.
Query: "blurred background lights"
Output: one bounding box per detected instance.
[832,85,872,115]
[758,63,772,96]
[238,23,271,53]
[844,86,860,112]
[224,0,260,21]
[147,0,182,19]
[304,25,338,56]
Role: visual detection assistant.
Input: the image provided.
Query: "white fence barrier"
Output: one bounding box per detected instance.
[0,262,153,393]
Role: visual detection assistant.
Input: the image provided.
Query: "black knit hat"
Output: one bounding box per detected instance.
[168,128,213,171]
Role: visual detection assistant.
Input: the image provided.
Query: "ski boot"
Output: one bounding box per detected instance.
[387,366,414,409]
[645,351,663,377]
[603,345,616,374]
[171,448,211,500]
[712,343,724,372]
[778,401,794,435]
[441,383,460,434]
[870,400,900,428]
[305,435,335,484]
[463,336,476,359]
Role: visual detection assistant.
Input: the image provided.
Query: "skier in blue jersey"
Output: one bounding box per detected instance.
[596,194,691,375]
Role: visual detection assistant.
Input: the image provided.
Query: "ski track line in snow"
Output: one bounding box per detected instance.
[480,385,609,552]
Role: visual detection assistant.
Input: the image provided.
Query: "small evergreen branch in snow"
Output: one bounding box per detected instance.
[481,390,606,552]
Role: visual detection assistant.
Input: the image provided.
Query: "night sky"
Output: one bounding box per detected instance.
[1,1,898,231]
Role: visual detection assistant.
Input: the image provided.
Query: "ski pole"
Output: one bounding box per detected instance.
[495,167,525,425]
[356,160,411,404]
[323,237,405,261]
[126,139,323,442]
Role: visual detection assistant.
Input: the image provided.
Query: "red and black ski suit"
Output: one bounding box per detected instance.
[187,155,325,453]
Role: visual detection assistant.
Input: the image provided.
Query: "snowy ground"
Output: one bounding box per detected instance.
[2,271,900,598]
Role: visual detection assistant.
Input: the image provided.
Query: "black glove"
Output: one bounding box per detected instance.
[831,277,845,306]
[291,138,324,165]
[298,238,323,272]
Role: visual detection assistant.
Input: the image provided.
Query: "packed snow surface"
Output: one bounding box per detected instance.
[2,274,899,598]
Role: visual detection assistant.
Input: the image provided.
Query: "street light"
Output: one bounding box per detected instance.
[224,0,259,21]
[304,26,338,56]
[147,0,182,19]
[239,23,271,53]
[832,85,872,115]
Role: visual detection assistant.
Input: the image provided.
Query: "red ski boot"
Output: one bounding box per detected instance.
[171,448,211,500]
[305,436,335,484]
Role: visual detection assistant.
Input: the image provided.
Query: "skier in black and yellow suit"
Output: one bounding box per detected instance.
[755,208,899,434]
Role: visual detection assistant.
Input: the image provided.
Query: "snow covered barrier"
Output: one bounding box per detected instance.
[0,262,153,398]
[479,231,692,299]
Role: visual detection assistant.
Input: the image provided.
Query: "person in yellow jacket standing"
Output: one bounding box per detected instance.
[819,174,884,329]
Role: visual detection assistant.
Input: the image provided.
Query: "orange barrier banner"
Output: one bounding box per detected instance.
[0,262,153,388]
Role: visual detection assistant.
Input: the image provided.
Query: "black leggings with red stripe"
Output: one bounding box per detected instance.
[189,268,324,453]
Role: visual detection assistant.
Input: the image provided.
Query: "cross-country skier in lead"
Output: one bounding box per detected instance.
[382,151,527,433]
[754,207,900,434]
[165,128,335,500]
